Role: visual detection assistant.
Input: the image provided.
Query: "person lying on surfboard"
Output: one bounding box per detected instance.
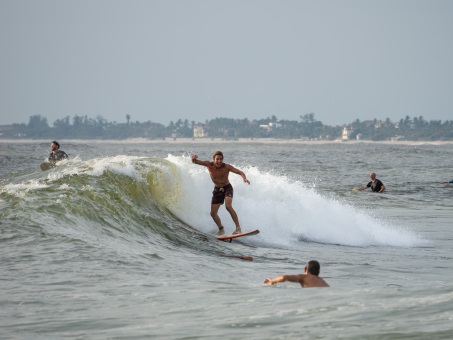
[191,151,250,236]
[264,260,330,288]
[434,179,453,184]
[48,141,69,164]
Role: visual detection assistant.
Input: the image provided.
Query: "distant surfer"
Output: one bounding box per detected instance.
[354,172,385,193]
[48,141,68,164]
[264,260,330,288]
[191,151,250,236]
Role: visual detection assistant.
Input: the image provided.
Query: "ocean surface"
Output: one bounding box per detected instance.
[1,140,452,339]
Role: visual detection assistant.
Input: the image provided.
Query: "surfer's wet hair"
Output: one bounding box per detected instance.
[51,141,60,148]
[213,151,223,160]
[306,260,321,276]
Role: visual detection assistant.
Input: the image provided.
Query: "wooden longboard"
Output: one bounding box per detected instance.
[40,162,55,171]
[216,229,260,242]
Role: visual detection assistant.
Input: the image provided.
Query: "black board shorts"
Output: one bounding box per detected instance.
[211,183,234,205]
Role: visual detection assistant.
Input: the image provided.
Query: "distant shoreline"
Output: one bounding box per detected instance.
[1,138,452,145]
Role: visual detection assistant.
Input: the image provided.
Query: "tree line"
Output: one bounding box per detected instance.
[1,113,452,141]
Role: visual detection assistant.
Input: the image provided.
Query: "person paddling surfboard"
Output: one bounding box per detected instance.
[191,151,250,236]
[48,141,68,164]
[434,179,453,184]
[40,141,69,171]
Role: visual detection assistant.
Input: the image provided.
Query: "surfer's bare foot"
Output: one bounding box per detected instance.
[233,228,242,235]
[216,227,225,236]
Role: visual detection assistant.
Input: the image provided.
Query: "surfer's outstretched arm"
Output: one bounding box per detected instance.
[264,275,301,285]
[191,154,210,167]
[225,164,250,185]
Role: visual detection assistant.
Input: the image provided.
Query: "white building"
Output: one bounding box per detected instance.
[342,126,354,140]
[193,125,206,138]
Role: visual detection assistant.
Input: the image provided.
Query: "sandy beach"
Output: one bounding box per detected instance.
[0,137,452,146]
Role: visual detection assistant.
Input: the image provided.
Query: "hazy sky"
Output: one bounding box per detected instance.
[1,0,453,127]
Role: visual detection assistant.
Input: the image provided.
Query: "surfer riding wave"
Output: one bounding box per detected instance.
[191,151,250,236]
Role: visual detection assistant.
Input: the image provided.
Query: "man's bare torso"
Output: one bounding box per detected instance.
[208,162,231,187]
[300,274,330,288]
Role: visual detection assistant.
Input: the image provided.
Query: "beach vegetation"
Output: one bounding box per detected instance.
[0,114,452,141]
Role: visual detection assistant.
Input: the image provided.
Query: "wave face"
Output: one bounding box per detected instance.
[1,154,424,255]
